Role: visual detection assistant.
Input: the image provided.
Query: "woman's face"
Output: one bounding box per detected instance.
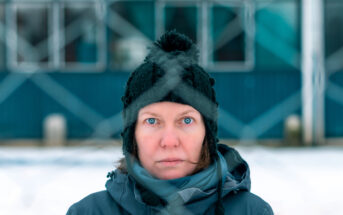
[135,102,206,180]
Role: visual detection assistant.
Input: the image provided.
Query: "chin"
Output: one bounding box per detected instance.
[156,171,188,180]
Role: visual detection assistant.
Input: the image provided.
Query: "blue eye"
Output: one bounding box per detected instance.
[183,117,193,124]
[146,118,156,124]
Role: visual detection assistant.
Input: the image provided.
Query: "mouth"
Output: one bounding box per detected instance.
[158,158,184,166]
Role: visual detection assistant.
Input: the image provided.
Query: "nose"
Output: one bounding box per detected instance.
[160,127,180,148]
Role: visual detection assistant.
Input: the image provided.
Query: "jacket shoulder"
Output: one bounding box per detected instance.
[222,191,273,215]
[66,190,127,215]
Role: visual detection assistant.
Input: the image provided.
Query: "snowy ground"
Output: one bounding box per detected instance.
[1,145,343,215]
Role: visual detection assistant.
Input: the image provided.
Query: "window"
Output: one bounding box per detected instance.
[61,2,105,70]
[163,3,198,43]
[108,0,154,69]
[3,0,301,72]
[254,0,300,70]
[325,0,343,73]
[9,3,53,69]
[208,1,254,70]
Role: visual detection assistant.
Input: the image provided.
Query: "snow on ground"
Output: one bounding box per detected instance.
[1,145,343,215]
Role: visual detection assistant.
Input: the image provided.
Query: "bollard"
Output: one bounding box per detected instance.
[43,114,67,146]
[284,114,302,146]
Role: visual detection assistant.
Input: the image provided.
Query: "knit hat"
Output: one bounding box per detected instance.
[121,30,219,161]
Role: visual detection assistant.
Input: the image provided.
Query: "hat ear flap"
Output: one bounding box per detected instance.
[121,123,136,156]
[203,118,218,161]
[210,77,215,86]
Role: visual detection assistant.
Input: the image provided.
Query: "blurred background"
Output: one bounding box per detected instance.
[0,0,343,215]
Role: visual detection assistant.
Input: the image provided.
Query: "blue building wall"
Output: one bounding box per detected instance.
[1,0,343,142]
[326,71,343,138]
[0,69,302,140]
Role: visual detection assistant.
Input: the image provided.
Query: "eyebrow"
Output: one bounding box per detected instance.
[177,110,198,117]
[139,112,161,117]
[139,110,198,117]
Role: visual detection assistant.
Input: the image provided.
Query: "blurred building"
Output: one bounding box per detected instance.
[0,0,341,145]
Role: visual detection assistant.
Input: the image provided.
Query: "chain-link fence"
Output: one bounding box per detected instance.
[1,0,343,214]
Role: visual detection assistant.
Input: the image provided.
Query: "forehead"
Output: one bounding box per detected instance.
[138,102,201,116]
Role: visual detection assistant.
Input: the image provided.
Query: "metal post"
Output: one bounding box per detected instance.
[302,0,325,145]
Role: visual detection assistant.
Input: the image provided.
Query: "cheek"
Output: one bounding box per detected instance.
[136,137,150,156]
[183,134,205,158]
[135,132,158,164]
[136,141,151,166]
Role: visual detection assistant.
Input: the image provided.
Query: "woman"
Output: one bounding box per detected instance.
[67,30,273,215]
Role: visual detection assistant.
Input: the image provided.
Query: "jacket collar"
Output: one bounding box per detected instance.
[105,144,250,214]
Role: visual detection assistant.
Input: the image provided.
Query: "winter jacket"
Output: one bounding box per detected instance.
[66,144,273,215]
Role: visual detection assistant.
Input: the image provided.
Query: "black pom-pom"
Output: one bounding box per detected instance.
[145,30,199,65]
[155,29,193,53]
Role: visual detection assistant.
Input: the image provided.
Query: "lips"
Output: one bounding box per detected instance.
[158,158,184,166]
